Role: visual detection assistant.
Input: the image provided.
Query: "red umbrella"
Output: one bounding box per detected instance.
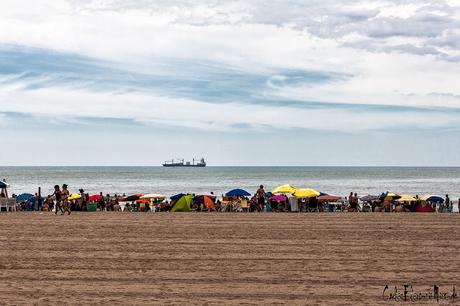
[89,194,103,202]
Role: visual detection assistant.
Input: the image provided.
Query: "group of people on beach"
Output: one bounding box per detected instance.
[3,183,460,214]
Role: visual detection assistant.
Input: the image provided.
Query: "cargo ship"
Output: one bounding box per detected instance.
[162,158,206,167]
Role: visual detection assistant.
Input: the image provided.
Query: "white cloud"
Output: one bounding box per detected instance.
[0,0,460,132]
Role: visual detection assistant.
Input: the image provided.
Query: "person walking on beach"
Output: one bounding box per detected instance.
[256,185,265,212]
[61,184,71,215]
[51,185,63,215]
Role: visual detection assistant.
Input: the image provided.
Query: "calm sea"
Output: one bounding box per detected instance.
[1,167,459,201]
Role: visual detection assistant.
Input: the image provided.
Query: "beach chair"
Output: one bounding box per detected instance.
[240,199,249,212]
[0,198,16,212]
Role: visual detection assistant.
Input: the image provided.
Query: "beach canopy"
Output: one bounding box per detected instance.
[272,184,297,194]
[141,194,167,199]
[293,188,320,198]
[16,193,34,202]
[396,195,416,203]
[421,194,444,202]
[67,193,82,201]
[89,194,103,202]
[171,194,193,212]
[226,188,251,197]
[359,195,380,202]
[317,195,341,202]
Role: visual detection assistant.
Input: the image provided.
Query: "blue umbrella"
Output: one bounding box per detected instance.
[226,188,251,197]
[425,195,444,203]
[16,193,34,202]
[170,193,186,201]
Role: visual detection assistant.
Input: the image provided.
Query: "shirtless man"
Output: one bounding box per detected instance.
[256,185,265,212]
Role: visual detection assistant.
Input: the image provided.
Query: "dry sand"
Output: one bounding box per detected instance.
[0,212,459,305]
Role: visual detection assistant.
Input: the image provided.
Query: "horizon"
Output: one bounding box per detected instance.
[1,1,460,166]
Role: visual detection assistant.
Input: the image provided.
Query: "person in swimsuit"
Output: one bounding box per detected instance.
[51,185,63,215]
[256,185,265,212]
[61,184,71,215]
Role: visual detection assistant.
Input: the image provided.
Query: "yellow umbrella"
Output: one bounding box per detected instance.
[293,188,320,198]
[67,193,81,201]
[396,194,416,203]
[384,192,399,201]
[272,184,297,194]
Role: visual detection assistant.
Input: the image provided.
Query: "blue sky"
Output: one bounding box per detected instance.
[1,0,460,166]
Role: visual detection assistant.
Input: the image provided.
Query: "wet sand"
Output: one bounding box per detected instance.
[0,212,459,305]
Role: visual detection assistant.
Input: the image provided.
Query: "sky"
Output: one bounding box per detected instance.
[1,0,460,166]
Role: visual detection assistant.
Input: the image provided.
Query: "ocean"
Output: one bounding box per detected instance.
[1,166,459,201]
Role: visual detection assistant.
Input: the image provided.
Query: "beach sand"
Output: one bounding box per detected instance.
[0,212,459,305]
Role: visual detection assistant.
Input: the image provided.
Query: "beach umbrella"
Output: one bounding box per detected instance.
[226,188,251,197]
[272,184,297,194]
[0,181,9,188]
[269,195,287,201]
[317,195,341,202]
[16,193,34,202]
[125,194,141,202]
[67,193,82,201]
[396,195,417,203]
[293,188,320,198]
[421,194,444,202]
[359,195,380,202]
[382,192,400,201]
[141,194,167,199]
[89,194,103,202]
[170,193,185,201]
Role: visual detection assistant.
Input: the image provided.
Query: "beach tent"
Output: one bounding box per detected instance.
[272,184,297,194]
[16,193,34,202]
[293,188,320,198]
[203,195,215,210]
[226,188,251,197]
[171,194,193,212]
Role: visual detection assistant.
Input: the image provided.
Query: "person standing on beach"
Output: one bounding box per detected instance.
[51,185,63,215]
[256,185,265,212]
[61,184,71,215]
[445,194,450,211]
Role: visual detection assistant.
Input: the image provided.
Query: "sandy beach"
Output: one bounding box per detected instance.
[0,212,459,305]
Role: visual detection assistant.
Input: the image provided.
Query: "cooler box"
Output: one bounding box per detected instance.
[87,203,97,211]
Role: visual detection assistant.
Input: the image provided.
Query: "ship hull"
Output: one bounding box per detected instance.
[162,164,206,167]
